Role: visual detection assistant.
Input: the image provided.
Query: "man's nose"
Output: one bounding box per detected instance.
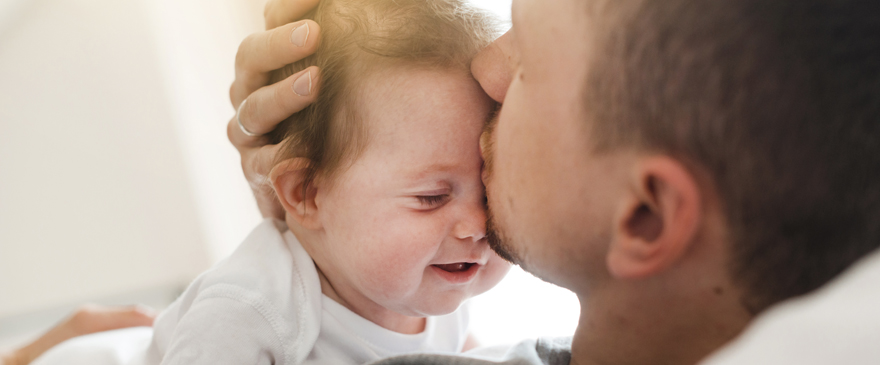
[471,29,517,103]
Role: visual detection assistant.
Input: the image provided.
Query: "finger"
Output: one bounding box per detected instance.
[244,143,284,189]
[243,143,287,219]
[228,115,271,152]
[257,193,286,220]
[229,66,320,146]
[231,20,321,107]
[264,0,321,30]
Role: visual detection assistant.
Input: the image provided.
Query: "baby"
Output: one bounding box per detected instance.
[141,0,510,364]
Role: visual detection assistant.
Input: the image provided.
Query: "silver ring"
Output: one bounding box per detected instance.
[237,99,260,137]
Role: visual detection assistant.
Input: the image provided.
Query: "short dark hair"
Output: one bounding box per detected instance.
[587,0,880,312]
[268,0,499,188]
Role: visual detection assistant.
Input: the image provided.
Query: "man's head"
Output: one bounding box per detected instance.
[476,0,880,350]
[585,0,880,313]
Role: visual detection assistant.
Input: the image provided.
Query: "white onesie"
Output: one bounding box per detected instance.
[137,218,469,365]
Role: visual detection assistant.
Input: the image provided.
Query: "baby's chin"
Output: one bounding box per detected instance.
[401,296,470,317]
[390,289,478,318]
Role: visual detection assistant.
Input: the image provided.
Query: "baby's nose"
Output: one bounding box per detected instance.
[453,201,487,243]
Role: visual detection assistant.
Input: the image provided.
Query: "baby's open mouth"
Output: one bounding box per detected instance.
[433,262,476,272]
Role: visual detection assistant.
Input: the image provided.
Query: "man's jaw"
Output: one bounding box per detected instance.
[486,209,523,266]
[481,105,521,264]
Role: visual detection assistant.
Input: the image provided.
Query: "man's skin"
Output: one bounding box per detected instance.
[472,1,753,364]
[226,0,756,364]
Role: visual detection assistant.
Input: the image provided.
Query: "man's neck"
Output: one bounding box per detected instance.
[569,283,753,365]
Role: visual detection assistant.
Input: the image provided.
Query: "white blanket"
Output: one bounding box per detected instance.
[31,327,152,365]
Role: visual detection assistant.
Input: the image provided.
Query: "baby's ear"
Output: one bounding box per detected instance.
[269,158,321,230]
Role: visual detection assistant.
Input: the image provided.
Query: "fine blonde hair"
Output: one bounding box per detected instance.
[268,0,500,188]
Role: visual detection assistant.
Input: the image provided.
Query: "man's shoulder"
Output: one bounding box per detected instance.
[533,337,572,365]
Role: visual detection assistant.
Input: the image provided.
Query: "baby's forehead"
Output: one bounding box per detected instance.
[347,66,490,168]
[355,66,482,135]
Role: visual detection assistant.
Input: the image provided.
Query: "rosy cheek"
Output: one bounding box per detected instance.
[480,255,512,291]
[363,234,431,281]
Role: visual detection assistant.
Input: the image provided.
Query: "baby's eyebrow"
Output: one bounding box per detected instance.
[404,162,460,180]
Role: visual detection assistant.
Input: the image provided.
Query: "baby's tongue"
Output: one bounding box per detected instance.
[434,263,469,272]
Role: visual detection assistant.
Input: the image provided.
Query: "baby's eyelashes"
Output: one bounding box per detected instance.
[416,194,451,208]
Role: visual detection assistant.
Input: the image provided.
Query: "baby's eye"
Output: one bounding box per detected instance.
[416,194,450,207]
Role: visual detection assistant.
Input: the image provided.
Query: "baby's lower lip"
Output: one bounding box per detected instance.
[431,263,480,284]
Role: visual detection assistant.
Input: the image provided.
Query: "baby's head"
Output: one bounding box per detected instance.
[268,0,511,323]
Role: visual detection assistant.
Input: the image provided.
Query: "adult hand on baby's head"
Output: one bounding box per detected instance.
[0,305,155,365]
[228,0,322,220]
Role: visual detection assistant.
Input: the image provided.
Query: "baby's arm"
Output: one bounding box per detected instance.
[159,293,283,365]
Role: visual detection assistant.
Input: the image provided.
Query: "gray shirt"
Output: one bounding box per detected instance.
[367,337,572,365]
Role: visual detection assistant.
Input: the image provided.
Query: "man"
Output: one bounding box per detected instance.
[227,0,880,364]
[6,0,877,364]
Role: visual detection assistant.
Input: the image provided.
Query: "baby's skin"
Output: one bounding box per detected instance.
[271,65,512,336]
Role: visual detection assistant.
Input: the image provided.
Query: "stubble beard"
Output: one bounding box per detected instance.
[482,104,524,266]
[485,205,524,266]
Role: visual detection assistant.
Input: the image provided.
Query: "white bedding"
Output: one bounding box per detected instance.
[31,327,152,365]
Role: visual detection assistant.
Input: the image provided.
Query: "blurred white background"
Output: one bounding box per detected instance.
[0,0,577,350]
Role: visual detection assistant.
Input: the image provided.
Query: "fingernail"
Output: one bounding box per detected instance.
[293,70,312,96]
[290,22,310,47]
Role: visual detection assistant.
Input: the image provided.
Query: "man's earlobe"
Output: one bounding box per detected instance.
[269,158,321,229]
[607,157,702,278]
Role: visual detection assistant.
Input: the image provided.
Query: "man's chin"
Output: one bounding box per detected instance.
[486,213,523,266]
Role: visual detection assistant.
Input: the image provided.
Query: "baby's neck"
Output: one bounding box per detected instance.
[290,224,427,335]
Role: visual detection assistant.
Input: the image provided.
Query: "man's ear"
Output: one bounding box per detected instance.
[269,158,321,230]
[607,156,702,279]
